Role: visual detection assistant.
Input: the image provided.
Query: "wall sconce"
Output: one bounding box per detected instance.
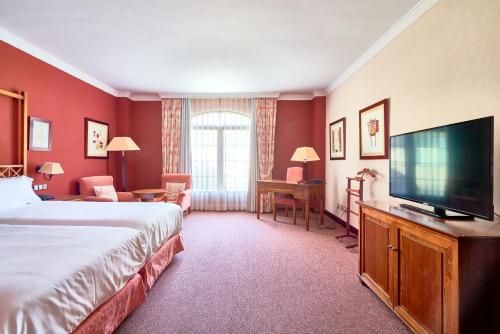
[36,162,64,180]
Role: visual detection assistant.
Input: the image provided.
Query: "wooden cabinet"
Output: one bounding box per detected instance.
[358,201,500,334]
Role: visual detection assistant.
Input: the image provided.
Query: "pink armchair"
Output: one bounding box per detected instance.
[274,167,304,225]
[161,174,192,213]
[79,176,135,202]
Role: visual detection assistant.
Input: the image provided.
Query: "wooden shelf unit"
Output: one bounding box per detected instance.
[358,201,500,334]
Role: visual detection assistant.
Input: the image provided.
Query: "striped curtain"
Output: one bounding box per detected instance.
[255,98,277,212]
[161,99,182,174]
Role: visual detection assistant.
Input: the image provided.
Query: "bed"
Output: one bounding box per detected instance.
[0,224,148,334]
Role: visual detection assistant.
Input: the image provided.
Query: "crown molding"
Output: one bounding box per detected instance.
[0,26,119,96]
[326,0,440,94]
[158,92,281,99]
[130,93,161,101]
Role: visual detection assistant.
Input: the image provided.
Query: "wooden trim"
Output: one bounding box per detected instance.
[329,117,346,160]
[28,116,52,151]
[0,88,28,176]
[0,88,24,100]
[359,98,390,160]
[324,210,358,236]
[84,117,109,159]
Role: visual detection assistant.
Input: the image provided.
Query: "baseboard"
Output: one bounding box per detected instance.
[324,210,359,236]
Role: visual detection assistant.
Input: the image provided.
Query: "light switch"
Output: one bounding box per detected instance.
[33,185,39,191]
[42,184,48,190]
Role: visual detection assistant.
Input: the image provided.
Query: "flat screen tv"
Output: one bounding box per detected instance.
[390,116,494,220]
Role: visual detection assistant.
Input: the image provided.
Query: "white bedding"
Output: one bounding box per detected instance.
[0,224,147,334]
[0,201,183,258]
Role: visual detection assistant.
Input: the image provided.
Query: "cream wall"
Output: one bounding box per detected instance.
[325,0,500,227]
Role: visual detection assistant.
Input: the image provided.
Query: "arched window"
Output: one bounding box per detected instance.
[191,110,251,197]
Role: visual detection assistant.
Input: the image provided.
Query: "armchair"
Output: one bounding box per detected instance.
[79,176,135,202]
[161,174,192,213]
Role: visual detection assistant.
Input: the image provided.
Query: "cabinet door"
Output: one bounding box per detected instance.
[360,210,393,305]
[393,225,457,334]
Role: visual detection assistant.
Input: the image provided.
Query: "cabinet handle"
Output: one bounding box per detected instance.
[392,247,398,251]
[387,244,393,249]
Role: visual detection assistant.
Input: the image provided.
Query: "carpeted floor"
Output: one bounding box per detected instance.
[116,211,410,334]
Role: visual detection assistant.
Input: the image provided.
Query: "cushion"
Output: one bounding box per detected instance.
[165,182,185,202]
[0,176,41,207]
[93,185,118,202]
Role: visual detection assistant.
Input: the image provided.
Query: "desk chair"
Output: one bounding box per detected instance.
[273,167,304,225]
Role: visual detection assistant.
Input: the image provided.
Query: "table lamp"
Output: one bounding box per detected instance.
[36,162,64,180]
[106,137,140,191]
[290,147,320,181]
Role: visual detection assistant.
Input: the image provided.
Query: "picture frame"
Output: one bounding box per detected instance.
[29,117,52,151]
[329,117,346,160]
[84,118,109,159]
[359,99,389,159]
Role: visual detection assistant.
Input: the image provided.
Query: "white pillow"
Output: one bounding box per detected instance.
[165,182,186,201]
[93,185,118,202]
[0,176,41,205]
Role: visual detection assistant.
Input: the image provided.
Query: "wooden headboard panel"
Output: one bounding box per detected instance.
[0,88,28,177]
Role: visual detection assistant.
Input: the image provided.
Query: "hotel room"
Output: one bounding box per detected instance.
[0,0,498,333]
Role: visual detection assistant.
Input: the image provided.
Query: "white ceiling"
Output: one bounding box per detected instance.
[0,0,421,96]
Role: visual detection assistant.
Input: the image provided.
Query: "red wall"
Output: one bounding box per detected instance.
[0,41,118,195]
[273,98,326,180]
[127,101,163,190]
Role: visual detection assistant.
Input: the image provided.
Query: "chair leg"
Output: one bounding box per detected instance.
[273,200,277,221]
[188,207,191,214]
[293,204,297,225]
[285,205,289,217]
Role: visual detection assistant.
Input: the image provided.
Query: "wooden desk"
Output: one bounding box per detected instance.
[49,194,86,201]
[256,179,324,231]
[131,189,168,202]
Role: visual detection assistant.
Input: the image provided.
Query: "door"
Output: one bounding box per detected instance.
[360,209,393,305]
[393,225,455,334]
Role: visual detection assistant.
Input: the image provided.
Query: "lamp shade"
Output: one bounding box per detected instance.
[39,162,64,175]
[105,137,140,151]
[290,147,320,162]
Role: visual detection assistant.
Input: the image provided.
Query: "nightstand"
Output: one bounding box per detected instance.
[50,195,86,201]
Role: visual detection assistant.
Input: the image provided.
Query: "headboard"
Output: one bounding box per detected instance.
[0,88,28,178]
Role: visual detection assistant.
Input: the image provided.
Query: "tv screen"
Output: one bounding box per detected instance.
[390,116,494,220]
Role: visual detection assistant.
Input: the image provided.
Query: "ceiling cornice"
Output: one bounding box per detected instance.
[0,26,119,96]
[326,0,440,94]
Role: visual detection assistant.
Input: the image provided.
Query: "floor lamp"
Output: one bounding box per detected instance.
[106,137,140,191]
[290,147,320,181]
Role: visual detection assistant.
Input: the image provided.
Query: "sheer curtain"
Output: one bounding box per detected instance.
[190,99,252,211]
[179,98,191,174]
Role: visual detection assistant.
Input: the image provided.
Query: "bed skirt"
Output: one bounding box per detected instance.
[73,273,146,334]
[139,233,184,290]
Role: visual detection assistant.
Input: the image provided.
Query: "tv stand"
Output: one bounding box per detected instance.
[399,203,474,220]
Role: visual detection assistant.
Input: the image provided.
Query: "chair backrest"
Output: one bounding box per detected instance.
[79,176,114,196]
[286,167,303,184]
[161,174,192,190]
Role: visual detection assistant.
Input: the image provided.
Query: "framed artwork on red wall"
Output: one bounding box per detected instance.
[359,99,389,159]
[329,117,346,160]
[29,117,52,151]
[84,118,109,159]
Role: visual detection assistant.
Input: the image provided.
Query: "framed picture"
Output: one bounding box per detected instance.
[85,118,109,159]
[359,99,389,159]
[329,117,346,160]
[29,117,52,151]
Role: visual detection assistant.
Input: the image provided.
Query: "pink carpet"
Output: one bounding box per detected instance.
[116,211,409,333]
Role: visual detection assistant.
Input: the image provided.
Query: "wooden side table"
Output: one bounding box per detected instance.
[50,195,86,201]
[131,189,168,202]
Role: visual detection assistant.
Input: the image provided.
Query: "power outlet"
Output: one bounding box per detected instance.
[33,185,39,191]
[42,184,48,190]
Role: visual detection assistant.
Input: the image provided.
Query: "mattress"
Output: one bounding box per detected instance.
[0,201,183,258]
[0,224,147,334]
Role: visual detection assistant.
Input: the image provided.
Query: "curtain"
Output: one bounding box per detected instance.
[161,99,182,174]
[179,99,191,174]
[255,98,277,212]
[246,101,258,212]
[190,98,253,211]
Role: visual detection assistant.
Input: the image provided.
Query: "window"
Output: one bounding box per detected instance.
[191,110,250,200]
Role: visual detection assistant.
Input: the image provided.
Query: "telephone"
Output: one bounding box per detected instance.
[38,194,55,201]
